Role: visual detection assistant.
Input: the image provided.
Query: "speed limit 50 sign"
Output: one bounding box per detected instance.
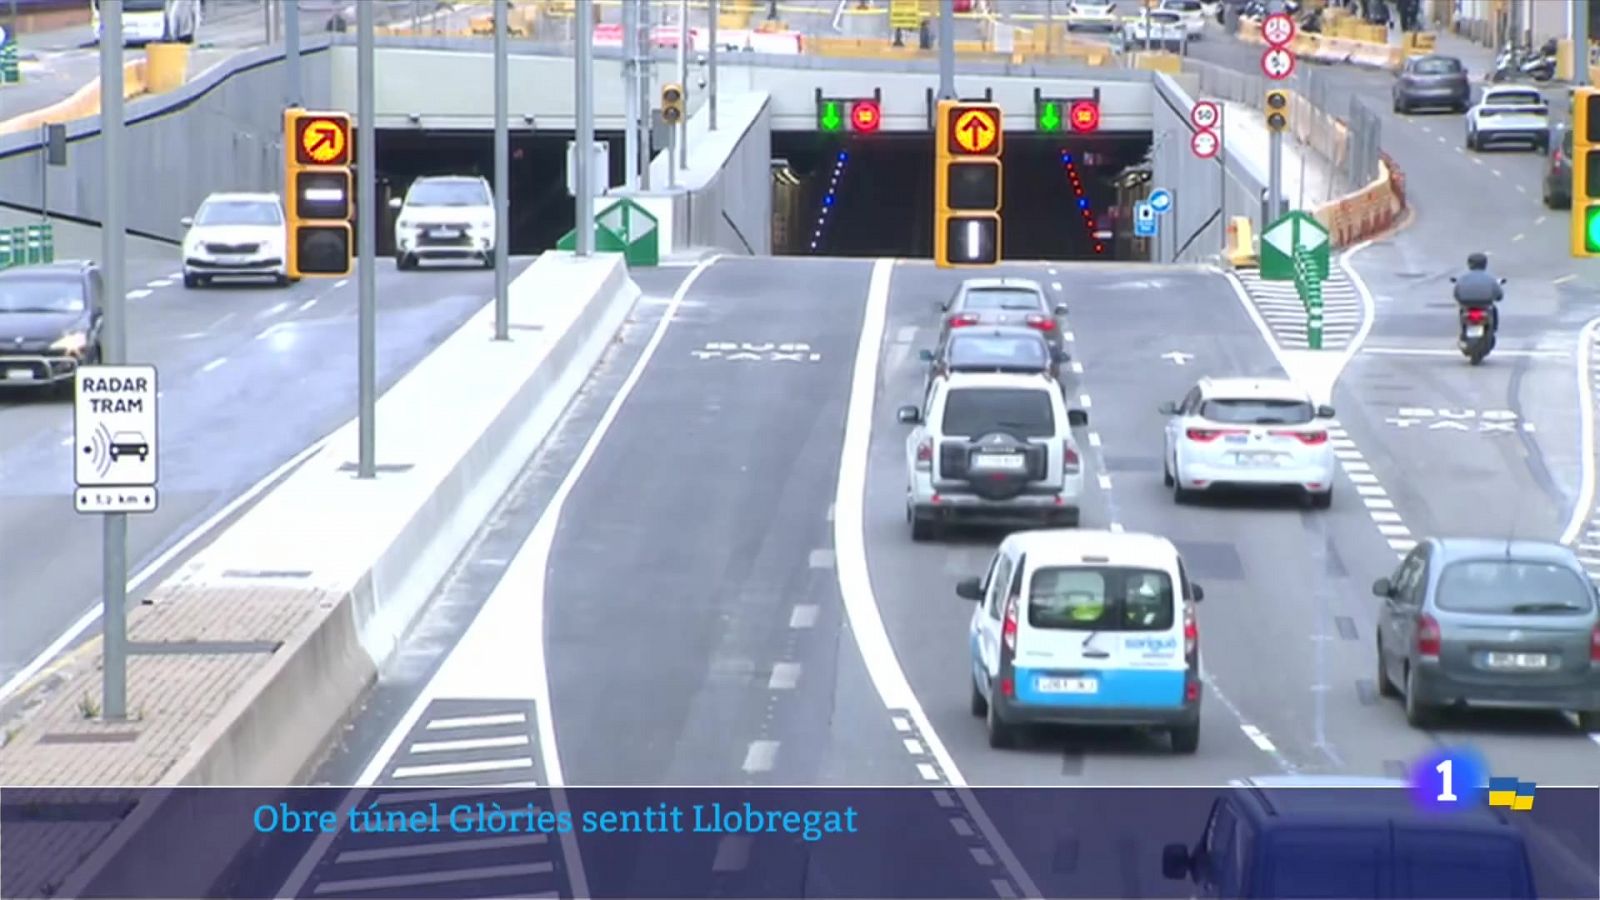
[1190,100,1220,131]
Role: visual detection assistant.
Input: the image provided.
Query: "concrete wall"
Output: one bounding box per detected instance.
[0,44,335,243]
[1151,73,1267,265]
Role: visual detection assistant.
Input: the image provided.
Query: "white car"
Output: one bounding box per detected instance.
[1063,1,1119,31]
[390,175,497,270]
[94,0,201,45]
[1122,10,1187,49]
[1159,376,1337,507]
[1159,0,1207,38]
[181,192,290,288]
[958,529,1204,752]
[1466,86,1551,152]
[898,371,1089,540]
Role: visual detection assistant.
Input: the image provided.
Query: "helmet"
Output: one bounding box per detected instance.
[1467,252,1489,270]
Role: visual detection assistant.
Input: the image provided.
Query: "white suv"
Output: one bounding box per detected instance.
[1160,377,1337,508]
[390,175,496,270]
[898,372,1089,541]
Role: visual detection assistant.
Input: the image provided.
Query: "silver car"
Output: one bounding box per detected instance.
[1373,537,1600,730]
[938,277,1067,359]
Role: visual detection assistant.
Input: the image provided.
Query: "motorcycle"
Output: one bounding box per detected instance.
[1450,276,1505,365]
[1492,39,1557,83]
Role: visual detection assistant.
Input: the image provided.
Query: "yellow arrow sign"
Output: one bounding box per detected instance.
[952,109,998,154]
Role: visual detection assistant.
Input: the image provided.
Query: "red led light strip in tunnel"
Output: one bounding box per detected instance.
[1062,154,1104,255]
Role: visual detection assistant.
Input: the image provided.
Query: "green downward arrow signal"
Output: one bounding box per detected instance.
[820,101,843,132]
[1039,101,1062,132]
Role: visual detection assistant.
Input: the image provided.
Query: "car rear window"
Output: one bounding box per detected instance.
[1199,397,1314,425]
[959,288,1045,312]
[1414,57,1462,74]
[941,388,1055,437]
[1026,567,1175,631]
[1163,0,1202,10]
[947,335,1049,370]
[1435,559,1595,614]
[1393,831,1534,898]
[1262,828,1387,898]
[1484,91,1543,108]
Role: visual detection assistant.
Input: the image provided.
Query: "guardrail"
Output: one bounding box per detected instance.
[0,224,56,269]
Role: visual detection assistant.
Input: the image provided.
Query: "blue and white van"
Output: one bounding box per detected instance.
[957,529,1205,752]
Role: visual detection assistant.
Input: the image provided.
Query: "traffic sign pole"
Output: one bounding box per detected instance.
[938,0,955,100]
[357,0,376,478]
[98,0,127,723]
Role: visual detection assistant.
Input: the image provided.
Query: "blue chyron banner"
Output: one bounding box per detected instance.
[2,787,1596,899]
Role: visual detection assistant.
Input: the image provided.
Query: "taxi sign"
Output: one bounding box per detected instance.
[948,104,1001,156]
[294,112,351,166]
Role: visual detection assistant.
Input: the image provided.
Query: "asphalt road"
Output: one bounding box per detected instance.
[0,254,533,697]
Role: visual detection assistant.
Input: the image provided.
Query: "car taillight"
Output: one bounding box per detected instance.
[1183,604,1197,658]
[1062,441,1080,474]
[1025,314,1056,332]
[1185,428,1242,442]
[915,439,932,471]
[1271,429,1327,445]
[1001,596,1018,654]
[1466,308,1486,324]
[948,313,980,328]
[1590,625,1600,663]
[1416,613,1441,659]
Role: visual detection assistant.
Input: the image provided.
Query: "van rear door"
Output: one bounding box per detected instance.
[1391,826,1536,898]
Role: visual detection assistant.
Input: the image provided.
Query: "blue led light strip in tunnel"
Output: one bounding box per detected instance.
[1061,151,1105,255]
[810,149,849,253]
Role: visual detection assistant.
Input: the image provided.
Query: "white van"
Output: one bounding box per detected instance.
[959,529,1205,752]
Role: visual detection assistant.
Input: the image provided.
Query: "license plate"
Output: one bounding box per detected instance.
[1234,452,1277,466]
[977,453,1025,471]
[4,368,33,381]
[1036,676,1098,694]
[1223,434,1248,444]
[1486,652,1547,669]
[216,256,246,265]
[430,228,461,239]
[1466,325,1485,338]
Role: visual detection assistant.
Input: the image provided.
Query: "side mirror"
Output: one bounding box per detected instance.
[1190,583,1205,602]
[1372,577,1393,598]
[956,577,984,601]
[1449,276,1458,283]
[918,349,934,362]
[1499,277,1507,285]
[1054,303,1068,316]
[1161,844,1192,880]
[1067,409,1089,428]
[1054,348,1069,362]
[1316,404,1336,419]
[179,216,194,227]
[1158,401,1179,415]
[897,405,922,424]
[388,197,404,209]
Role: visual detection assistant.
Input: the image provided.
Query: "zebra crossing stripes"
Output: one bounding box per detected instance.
[378,698,543,786]
[1234,268,1363,351]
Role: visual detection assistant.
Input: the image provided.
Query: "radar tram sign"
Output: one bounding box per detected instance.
[74,365,159,514]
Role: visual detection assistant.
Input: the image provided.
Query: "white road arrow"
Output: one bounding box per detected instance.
[1162,351,1194,365]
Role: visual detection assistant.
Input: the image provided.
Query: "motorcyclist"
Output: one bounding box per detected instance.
[1453,251,1502,333]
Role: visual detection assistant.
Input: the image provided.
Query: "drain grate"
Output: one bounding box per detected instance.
[128,640,281,656]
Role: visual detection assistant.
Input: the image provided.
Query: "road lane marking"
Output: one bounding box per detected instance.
[260,300,290,319]
[768,662,801,690]
[1491,168,1501,177]
[741,740,779,772]
[1535,215,1547,225]
[427,713,525,730]
[1051,282,1063,292]
[59,436,72,447]
[147,279,173,288]
[1512,233,1525,242]
[335,278,349,288]
[1077,393,1092,408]
[1362,346,1567,358]
[917,762,940,781]
[809,548,835,568]
[389,758,534,779]
[789,604,818,628]
[409,735,529,754]
[1516,184,1527,193]
[1560,318,1600,546]
[298,297,319,312]
[199,357,228,373]
[167,271,181,279]
[127,289,151,299]
[1472,157,1484,166]
[1556,273,1577,284]
[1097,473,1113,490]
[1240,724,1277,753]
[1070,360,1084,374]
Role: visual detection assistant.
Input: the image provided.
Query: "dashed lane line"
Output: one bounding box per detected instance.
[126,289,151,299]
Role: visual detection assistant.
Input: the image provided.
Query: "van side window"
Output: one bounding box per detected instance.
[1008,554,1028,606]
[1199,800,1239,892]
[987,554,1014,621]
[1177,558,1195,602]
[1027,566,1175,631]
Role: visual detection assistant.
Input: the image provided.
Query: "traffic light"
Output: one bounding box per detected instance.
[283,108,352,278]
[1036,90,1101,134]
[817,90,884,133]
[1572,88,1600,256]
[849,100,881,133]
[1068,100,1100,133]
[661,83,685,125]
[935,100,1002,268]
[1265,89,1289,133]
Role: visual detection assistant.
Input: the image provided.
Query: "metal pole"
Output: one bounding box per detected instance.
[1575,0,1590,87]
[638,0,652,190]
[38,125,46,222]
[493,0,509,338]
[1268,129,1283,221]
[623,0,639,190]
[576,0,595,255]
[709,0,718,130]
[677,0,689,168]
[938,0,955,99]
[1218,105,1228,251]
[99,0,127,723]
[285,0,301,106]
[357,0,376,478]
[1044,0,1053,54]
[263,0,273,44]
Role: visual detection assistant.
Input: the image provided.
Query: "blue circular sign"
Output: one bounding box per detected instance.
[1149,189,1173,213]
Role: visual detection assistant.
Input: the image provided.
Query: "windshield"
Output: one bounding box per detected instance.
[941,388,1055,438]
[1200,397,1314,425]
[947,335,1049,370]
[1393,831,1533,898]
[1263,829,1386,898]
[1414,57,1463,74]
[1027,567,1175,631]
[959,288,1045,312]
[1435,559,1594,614]
[407,180,490,207]
[122,0,170,12]
[195,200,281,227]
[0,276,85,314]
[1150,11,1181,22]
[1163,0,1202,10]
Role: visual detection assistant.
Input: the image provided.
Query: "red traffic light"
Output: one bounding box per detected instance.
[850,100,881,133]
[1069,100,1100,133]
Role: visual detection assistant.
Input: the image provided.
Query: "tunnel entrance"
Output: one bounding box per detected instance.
[372,130,625,256]
[770,132,1152,261]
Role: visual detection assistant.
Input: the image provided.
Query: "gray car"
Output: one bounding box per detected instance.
[1393,55,1471,114]
[938,277,1067,359]
[1373,537,1600,729]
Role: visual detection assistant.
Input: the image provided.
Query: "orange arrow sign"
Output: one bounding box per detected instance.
[300,119,347,164]
[952,109,998,154]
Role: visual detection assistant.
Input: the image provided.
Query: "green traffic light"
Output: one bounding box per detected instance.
[820,100,843,132]
[1039,101,1062,132]
[1586,205,1600,253]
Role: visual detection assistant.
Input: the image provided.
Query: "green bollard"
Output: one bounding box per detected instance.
[0,230,11,269]
[25,226,40,265]
[40,224,53,263]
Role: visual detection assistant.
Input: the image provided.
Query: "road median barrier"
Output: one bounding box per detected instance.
[0,223,55,268]
[0,58,147,136]
[0,252,643,900]
[1226,216,1256,267]
[1312,150,1405,248]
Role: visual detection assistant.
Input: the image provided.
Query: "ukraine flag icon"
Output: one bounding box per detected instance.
[1487,777,1536,811]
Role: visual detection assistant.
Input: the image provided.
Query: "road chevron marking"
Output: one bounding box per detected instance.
[1233,268,1362,351]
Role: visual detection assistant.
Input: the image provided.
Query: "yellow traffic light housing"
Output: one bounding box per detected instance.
[1573,88,1600,257]
[935,100,1003,268]
[283,107,353,278]
[1265,89,1290,134]
[661,83,685,125]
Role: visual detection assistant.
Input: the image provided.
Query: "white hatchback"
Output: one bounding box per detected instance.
[1159,377,1337,508]
[181,192,290,288]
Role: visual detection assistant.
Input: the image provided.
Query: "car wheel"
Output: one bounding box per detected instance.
[274,274,291,287]
[1376,637,1399,697]
[970,677,988,717]
[1170,722,1200,754]
[1578,710,1600,732]
[1310,487,1333,510]
[986,697,1014,749]
[1403,665,1435,728]
[396,253,415,271]
[182,272,202,289]
[482,253,495,269]
[910,515,939,542]
[1393,96,1404,114]
[1173,475,1192,505]
[1056,508,1081,528]
[1163,454,1175,487]
[1465,131,1476,151]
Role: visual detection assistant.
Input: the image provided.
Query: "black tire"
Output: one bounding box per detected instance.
[1404,666,1435,728]
[1578,710,1600,732]
[1376,638,1399,697]
[395,253,415,271]
[986,698,1014,749]
[1056,508,1081,528]
[1469,348,1487,365]
[274,274,290,287]
[1465,131,1476,151]
[1171,722,1200,754]
[910,515,937,542]
[1310,488,1333,510]
[1173,479,1193,505]
[482,254,495,269]
[970,677,988,717]
[182,273,202,289]
[1163,454,1175,487]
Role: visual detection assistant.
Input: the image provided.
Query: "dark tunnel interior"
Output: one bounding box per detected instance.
[770,132,1152,261]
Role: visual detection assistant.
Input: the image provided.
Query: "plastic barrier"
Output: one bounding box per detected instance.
[0,224,55,269]
[1312,151,1406,248]
[0,58,146,136]
[1226,216,1256,267]
[143,42,188,94]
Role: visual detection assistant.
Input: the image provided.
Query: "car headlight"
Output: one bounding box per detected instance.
[51,331,88,353]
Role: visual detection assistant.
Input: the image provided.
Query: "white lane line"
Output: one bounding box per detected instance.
[1069,360,1084,374]
[1356,483,1386,497]
[335,834,544,864]
[260,300,290,319]
[1516,184,1528,193]
[426,713,525,730]
[768,662,801,690]
[1062,330,1075,343]
[809,548,836,569]
[1240,724,1277,752]
[1389,538,1418,551]
[1560,318,1600,545]
[1364,497,1396,510]
[298,297,319,312]
[1048,267,1058,276]
[1078,393,1092,408]
[199,357,227,374]
[1512,233,1525,243]
[836,259,1043,899]
[147,278,173,288]
[1051,281,1063,292]
[1341,460,1371,472]
[1535,215,1547,226]
[1490,168,1501,177]
[1378,523,1412,537]
[895,325,917,343]
[1087,432,1102,448]
[1347,472,1380,484]
[59,436,72,447]
[1097,473,1113,491]
[408,735,529,754]
[1472,156,1484,166]
[917,762,940,781]
[390,758,534,779]
[789,604,818,628]
[741,740,779,772]
[891,716,911,732]
[335,278,349,288]
[1370,511,1404,523]
[1555,273,1577,285]
[903,737,925,755]
[127,289,151,299]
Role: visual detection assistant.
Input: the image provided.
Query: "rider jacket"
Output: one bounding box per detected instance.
[1454,270,1503,307]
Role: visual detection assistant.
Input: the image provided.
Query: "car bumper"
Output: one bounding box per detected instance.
[398,233,493,259]
[1475,127,1548,144]
[185,256,285,276]
[1067,18,1117,29]
[1413,664,1600,712]
[911,475,1084,522]
[1176,459,1336,492]
[991,674,1200,728]
[0,354,79,385]
[1400,88,1468,105]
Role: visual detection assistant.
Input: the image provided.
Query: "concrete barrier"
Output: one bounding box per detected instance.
[0,252,642,899]
[1311,151,1406,247]
[0,59,146,136]
[143,42,189,95]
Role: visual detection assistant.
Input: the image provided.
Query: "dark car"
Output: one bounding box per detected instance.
[1393,55,1471,114]
[1543,124,1572,208]
[1373,537,1600,730]
[1163,775,1538,898]
[938,277,1067,359]
[920,326,1063,397]
[0,260,104,396]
